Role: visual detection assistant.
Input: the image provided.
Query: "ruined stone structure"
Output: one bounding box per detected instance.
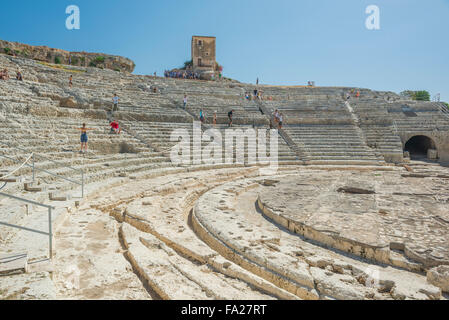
[191,36,217,77]
[1,49,449,300]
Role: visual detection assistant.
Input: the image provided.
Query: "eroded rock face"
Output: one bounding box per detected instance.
[337,181,375,194]
[427,265,449,293]
[119,142,139,154]
[0,39,135,73]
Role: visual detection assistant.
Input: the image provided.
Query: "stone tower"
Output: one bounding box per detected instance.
[191,36,216,75]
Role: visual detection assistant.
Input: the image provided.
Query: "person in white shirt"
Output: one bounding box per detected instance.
[274,109,280,124]
[113,94,119,111]
[183,95,188,109]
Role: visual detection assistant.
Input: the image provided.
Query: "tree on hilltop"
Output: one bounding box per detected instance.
[400,90,430,101]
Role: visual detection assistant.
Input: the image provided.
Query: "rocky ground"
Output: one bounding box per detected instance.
[2,163,447,300]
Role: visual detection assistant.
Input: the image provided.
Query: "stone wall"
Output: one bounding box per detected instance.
[400,131,449,162]
[0,39,135,73]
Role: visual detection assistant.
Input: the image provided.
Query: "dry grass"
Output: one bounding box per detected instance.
[37,61,86,73]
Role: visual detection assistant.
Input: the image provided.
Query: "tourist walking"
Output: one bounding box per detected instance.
[16,70,23,81]
[213,111,217,127]
[69,75,73,88]
[278,113,284,129]
[183,95,188,109]
[77,123,94,153]
[113,93,119,112]
[274,109,280,124]
[199,109,205,124]
[228,110,234,127]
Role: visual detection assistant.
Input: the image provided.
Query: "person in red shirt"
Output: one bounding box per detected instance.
[110,120,121,134]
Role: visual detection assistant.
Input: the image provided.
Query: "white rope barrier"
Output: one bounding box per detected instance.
[0,153,34,180]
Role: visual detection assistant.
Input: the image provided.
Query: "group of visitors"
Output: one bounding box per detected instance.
[198,109,219,126]
[0,68,23,81]
[307,81,316,87]
[346,89,361,100]
[245,89,263,101]
[76,93,123,153]
[77,120,121,154]
[164,70,200,80]
[273,109,284,129]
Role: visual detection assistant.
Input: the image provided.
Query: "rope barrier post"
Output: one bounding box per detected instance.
[48,207,53,259]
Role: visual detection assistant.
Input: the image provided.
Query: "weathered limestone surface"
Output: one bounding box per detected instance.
[258,171,449,269]
[0,271,56,300]
[192,171,445,300]
[427,265,449,293]
[0,39,135,72]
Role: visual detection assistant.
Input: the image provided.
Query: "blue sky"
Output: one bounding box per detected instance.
[1,0,448,101]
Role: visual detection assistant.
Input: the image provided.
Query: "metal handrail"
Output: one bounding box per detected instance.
[436,102,449,119]
[255,99,309,160]
[0,149,84,198]
[392,120,399,135]
[0,191,55,259]
[1,142,82,174]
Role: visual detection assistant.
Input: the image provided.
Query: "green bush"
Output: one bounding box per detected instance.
[4,48,11,54]
[89,61,97,67]
[182,59,193,70]
[71,57,79,65]
[414,91,430,101]
[443,102,449,110]
[399,90,430,101]
[94,56,105,64]
[54,56,61,64]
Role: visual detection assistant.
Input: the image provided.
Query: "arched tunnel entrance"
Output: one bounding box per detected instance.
[404,135,436,159]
